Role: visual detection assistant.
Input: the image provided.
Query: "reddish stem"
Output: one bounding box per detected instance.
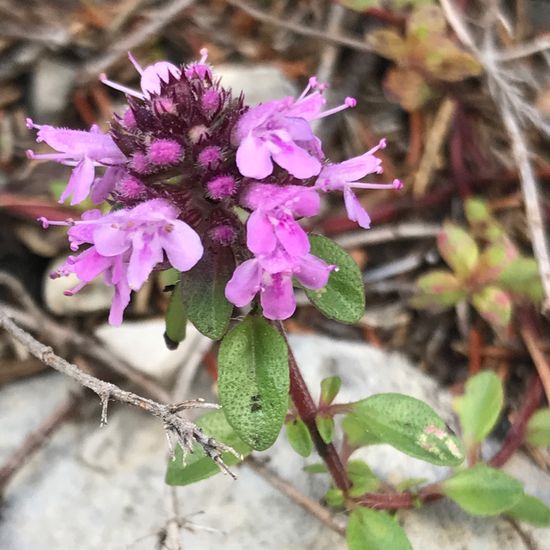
[489,375,543,468]
[280,323,350,492]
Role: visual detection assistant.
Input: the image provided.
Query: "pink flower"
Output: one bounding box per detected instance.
[225,248,333,320]
[43,199,203,325]
[242,183,320,258]
[100,52,181,100]
[26,120,126,205]
[315,139,402,229]
[234,77,356,180]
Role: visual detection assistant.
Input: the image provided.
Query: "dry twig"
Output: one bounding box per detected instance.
[225,0,374,53]
[439,0,550,314]
[0,389,82,495]
[0,308,239,477]
[247,457,346,537]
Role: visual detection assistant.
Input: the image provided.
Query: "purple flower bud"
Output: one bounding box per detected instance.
[130,152,149,173]
[201,89,221,113]
[147,139,183,166]
[206,175,236,200]
[197,145,223,169]
[209,223,237,245]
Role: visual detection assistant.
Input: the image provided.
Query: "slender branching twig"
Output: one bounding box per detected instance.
[0,308,239,478]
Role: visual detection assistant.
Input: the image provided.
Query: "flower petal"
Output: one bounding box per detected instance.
[225,259,262,307]
[343,187,371,229]
[236,133,273,178]
[261,273,295,320]
[127,233,164,290]
[274,218,310,257]
[247,210,276,256]
[160,220,204,272]
[272,142,321,179]
[108,276,131,326]
[60,157,96,205]
[294,254,332,289]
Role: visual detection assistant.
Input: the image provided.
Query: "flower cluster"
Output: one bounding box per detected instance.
[29,50,400,324]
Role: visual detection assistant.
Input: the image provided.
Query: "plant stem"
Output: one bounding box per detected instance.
[276,322,350,493]
[489,375,543,468]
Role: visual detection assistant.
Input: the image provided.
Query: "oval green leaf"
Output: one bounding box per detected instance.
[320,376,342,405]
[305,234,365,324]
[164,280,187,350]
[315,415,335,444]
[526,408,550,447]
[165,410,251,486]
[350,393,465,466]
[442,464,524,516]
[347,508,412,550]
[453,371,504,447]
[181,246,234,340]
[471,285,512,330]
[286,418,313,457]
[438,222,479,279]
[507,494,550,527]
[218,316,289,451]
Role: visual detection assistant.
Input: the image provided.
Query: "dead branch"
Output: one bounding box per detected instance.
[0,308,239,478]
[0,389,81,495]
[247,457,346,537]
[225,0,374,54]
[439,0,550,314]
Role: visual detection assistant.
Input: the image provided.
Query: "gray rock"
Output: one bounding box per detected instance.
[216,64,296,105]
[95,318,212,382]
[31,57,76,122]
[1,334,549,549]
[43,256,114,316]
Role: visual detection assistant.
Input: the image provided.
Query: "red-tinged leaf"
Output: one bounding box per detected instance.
[473,237,519,284]
[438,222,479,279]
[471,286,512,330]
[0,192,74,221]
[411,270,466,308]
[408,5,447,39]
[366,29,407,61]
[384,67,434,111]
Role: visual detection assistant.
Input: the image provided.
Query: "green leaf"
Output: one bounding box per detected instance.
[526,408,550,447]
[499,257,544,304]
[303,463,328,474]
[453,371,504,447]
[325,488,345,508]
[471,285,512,330]
[464,197,504,242]
[316,415,335,444]
[350,393,465,466]
[507,494,550,527]
[286,418,313,457]
[340,0,381,13]
[181,246,234,340]
[441,464,524,516]
[347,508,412,550]
[164,280,187,350]
[320,376,341,405]
[437,222,479,279]
[474,238,519,284]
[396,478,428,492]
[218,316,289,451]
[342,413,382,447]
[411,270,466,308]
[347,460,381,496]
[165,410,251,486]
[305,234,365,324]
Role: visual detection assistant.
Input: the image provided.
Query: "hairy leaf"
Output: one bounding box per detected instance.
[454,371,504,447]
[305,234,365,324]
[347,508,412,550]
[218,316,289,450]
[442,464,524,516]
[350,393,465,466]
[165,410,251,486]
